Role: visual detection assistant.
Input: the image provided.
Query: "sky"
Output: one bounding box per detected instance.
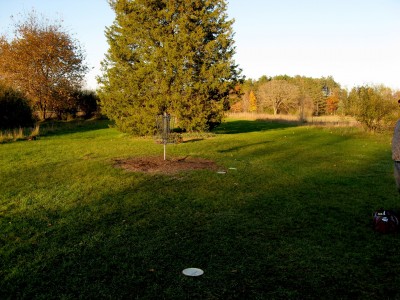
[1,0,399,91]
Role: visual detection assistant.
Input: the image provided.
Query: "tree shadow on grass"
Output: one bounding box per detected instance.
[3,147,400,299]
[213,119,299,134]
[218,141,273,153]
[39,119,112,138]
[181,138,204,143]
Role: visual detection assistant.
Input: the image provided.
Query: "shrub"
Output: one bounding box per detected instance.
[0,85,34,129]
[348,85,397,131]
[74,90,99,119]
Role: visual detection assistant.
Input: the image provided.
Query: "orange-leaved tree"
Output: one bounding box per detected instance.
[0,11,88,120]
[326,93,339,115]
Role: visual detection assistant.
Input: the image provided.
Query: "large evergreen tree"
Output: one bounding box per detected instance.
[98,0,241,135]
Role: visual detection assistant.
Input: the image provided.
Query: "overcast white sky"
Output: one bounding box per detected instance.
[1,0,399,90]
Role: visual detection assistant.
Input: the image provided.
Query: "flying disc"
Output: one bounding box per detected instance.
[182,268,204,276]
[217,171,226,174]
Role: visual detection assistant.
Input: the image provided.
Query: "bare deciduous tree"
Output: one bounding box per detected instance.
[257,80,300,115]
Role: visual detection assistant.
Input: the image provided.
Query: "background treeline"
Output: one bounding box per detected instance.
[2,10,399,133]
[230,75,400,131]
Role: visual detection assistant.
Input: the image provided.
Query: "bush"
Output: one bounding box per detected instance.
[0,85,34,129]
[74,90,99,119]
[348,85,397,131]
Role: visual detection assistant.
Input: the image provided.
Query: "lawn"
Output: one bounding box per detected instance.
[1,117,400,299]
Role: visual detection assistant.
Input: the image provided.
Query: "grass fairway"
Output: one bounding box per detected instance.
[1,118,400,299]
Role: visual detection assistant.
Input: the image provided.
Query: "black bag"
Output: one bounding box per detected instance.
[373,210,399,233]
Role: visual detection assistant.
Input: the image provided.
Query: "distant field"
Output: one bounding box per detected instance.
[228,112,360,127]
[1,117,399,299]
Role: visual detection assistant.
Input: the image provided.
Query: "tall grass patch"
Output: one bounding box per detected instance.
[0,124,40,143]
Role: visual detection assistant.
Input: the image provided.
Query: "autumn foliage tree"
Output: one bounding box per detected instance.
[248,90,257,113]
[325,93,339,115]
[98,0,241,135]
[0,11,88,120]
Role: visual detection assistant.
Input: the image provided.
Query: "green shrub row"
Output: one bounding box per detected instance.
[0,85,34,130]
[0,83,100,130]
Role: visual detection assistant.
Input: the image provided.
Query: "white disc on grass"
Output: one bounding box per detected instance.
[182,268,204,276]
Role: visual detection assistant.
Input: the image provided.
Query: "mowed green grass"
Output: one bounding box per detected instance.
[1,118,400,299]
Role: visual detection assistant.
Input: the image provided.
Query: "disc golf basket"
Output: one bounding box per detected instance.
[156,112,176,160]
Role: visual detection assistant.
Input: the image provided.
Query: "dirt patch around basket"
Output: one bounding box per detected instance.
[113,156,222,175]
